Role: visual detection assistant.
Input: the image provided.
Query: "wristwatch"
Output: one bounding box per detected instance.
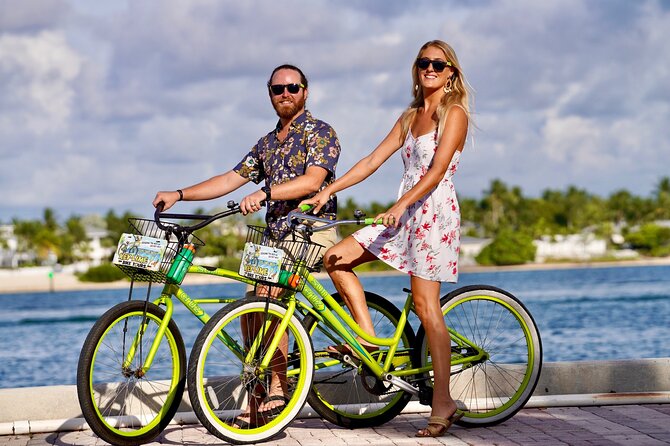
[261,185,272,202]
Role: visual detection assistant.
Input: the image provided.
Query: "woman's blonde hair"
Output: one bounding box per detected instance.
[399,40,472,142]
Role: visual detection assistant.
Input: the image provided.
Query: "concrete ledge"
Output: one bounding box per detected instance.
[535,357,670,395]
[1,358,669,435]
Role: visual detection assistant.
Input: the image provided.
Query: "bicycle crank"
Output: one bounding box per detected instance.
[360,367,393,395]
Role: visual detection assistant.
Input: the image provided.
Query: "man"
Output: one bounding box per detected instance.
[153,64,340,423]
[154,64,339,239]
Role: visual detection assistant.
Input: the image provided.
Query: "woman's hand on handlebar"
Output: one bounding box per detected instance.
[374,201,406,229]
[153,191,181,211]
[299,189,331,214]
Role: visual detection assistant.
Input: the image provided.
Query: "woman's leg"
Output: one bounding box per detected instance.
[410,275,459,434]
[323,236,379,342]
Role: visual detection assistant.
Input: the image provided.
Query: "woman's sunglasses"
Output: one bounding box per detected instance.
[415,58,453,73]
[269,83,305,95]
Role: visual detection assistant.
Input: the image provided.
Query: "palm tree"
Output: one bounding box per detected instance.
[654,176,670,219]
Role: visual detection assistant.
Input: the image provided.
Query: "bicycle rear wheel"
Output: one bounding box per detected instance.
[188,297,314,444]
[77,300,186,446]
[302,292,416,428]
[415,285,542,426]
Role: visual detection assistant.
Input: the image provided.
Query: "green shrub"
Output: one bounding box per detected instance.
[79,263,127,282]
[217,256,242,271]
[476,230,536,266]
[626,223,670,256]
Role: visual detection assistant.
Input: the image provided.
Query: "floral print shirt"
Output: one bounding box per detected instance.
[233,110,340,238]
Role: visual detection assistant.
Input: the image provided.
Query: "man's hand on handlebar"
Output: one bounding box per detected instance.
[153,191,181,211]
[240,189,266,215]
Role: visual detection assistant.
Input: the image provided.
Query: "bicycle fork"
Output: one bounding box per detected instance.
[121,295,176,377]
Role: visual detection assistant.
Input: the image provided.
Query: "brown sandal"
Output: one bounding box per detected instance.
[325,343,378,357]
[415,413,463,437]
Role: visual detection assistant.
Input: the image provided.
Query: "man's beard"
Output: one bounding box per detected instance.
[273,96,305,120]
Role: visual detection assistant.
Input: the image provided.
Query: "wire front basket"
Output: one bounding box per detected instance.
[242,225,324,291]
[114,218,205,283]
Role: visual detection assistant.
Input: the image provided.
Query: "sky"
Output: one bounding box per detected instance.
[1,0,669,222]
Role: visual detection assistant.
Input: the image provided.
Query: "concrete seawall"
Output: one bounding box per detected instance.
[1,358,669,435]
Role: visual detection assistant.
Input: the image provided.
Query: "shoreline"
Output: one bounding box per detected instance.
[1,256,669,295]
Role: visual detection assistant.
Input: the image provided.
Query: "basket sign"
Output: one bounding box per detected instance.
[113,233,167,272]
[239,242,284,282]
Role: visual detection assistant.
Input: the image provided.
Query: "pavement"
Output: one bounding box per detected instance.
[2,359,670,445]
[2,404,670,446]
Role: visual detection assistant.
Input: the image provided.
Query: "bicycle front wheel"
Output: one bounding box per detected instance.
[302,292,416,428]
[415,285,542,427]
[188,297,314,444]
[77,300,186,446]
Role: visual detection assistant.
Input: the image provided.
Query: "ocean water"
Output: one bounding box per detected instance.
[1,264,669,389]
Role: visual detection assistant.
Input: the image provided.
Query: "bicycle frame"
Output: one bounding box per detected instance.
[126,265,257,374]
[302,274,487,381]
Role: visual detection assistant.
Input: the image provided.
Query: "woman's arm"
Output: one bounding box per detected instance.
[301,119,404,212]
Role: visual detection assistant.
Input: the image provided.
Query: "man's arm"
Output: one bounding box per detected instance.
[153,170,249,210]
[239,166,327,213]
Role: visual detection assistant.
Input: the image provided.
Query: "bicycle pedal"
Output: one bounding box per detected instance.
[418,386,433,406]
[339,354,361,368]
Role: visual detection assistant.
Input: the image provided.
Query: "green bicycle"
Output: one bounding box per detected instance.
[76,201,269,446]
[187,208,543,444]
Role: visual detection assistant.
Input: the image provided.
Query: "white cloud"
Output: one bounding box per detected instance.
[2,0,670,220]
[0,31,81,134]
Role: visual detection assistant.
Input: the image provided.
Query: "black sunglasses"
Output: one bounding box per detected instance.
[269,83,305,95]
[415,58,453,73]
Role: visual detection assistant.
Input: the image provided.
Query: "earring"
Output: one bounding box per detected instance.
[414,84,419,92]
[443,79,453,94]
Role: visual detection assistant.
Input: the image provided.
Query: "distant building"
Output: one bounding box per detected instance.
[78,226,115,266]
[459,235,492,266]
[534,234,607,262]
[0,224,35,268]
[0,223,114,269]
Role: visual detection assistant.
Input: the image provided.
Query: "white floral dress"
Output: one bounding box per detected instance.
[353,130,461,282]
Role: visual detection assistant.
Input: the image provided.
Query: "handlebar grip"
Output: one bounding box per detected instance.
[364,217,384,225]
[299,204,314,212]
[154,203,168,230]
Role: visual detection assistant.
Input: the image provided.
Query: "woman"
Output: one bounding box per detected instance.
[300,40,471,437]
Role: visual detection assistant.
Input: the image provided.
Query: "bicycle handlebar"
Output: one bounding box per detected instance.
[288,205,384,232]
[153,200,265,235]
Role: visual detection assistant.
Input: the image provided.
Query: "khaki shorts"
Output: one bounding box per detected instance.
[245,224,338,296]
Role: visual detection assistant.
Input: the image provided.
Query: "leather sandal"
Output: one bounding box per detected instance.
[230,414,257,430]
[415,412,463,437]
[325,343,378,358]
[257,394,289,417]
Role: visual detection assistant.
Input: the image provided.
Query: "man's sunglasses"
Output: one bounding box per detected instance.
[269,83,305,95]
[415,58,453,73]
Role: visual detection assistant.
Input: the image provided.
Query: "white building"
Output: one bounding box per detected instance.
[0,224,35,268]
[459,235,492,266]
[534,233,607,262]
[0,224,114,269]
[78,226,115,266]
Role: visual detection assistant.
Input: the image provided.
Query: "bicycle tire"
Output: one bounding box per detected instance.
[188,297,314,444]
[77,300,186,446]
[414,285,542,427]
[302,292,417,428]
